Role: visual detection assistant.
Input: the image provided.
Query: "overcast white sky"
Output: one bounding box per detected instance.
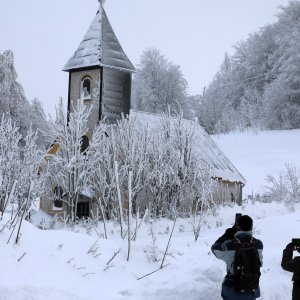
[0,0,291,117]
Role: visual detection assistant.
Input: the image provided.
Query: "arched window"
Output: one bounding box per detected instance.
[81,77,91,100]
[81,135,89,154]
[53,186,63,208]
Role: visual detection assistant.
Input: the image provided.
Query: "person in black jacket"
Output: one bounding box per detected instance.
[211,215,263,300]
[281,242,300,300]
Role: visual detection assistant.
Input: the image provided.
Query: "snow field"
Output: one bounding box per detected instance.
[212,129,300,197]
[0,201,299,300]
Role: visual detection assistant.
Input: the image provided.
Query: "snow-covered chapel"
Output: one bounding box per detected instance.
[40,2,246,219]
[63,1,135,133]
[40,2,135,217]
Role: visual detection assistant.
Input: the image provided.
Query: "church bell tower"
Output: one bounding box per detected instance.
[63,1,135,136]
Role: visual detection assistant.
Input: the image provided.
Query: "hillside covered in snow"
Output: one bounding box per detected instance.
[213,128,300,197]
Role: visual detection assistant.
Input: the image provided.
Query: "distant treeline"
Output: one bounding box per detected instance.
[197,0,300,133]
[2,1,300,140]
[133,1,300,134]
[0,50,49,148]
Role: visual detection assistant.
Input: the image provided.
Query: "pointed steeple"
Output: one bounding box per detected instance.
[63,5,135,72]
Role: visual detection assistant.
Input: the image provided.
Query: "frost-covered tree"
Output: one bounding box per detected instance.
[30,98,50,148]
[44,100,92,219]
[146,115,177,215]
[263,79,300,129]
[0,115,43,219]
[85,111,216,223]
[113,116,150,214]
[89,114,151,223]
[87,120,115,221]
[200,1,300,133]
[264,164,300,208]
[239,88,264,130]
[184,94,202,121]
[156,113,216,214]
[0,50,31,136]
[0,50,49,147]
[132,48,188,115]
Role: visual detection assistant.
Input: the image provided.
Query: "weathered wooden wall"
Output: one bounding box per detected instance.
[102,67,131,124]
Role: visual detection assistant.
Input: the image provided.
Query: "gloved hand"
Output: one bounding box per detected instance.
[287,242,300,252]
[285,243,294,250]
[225,227,237,240]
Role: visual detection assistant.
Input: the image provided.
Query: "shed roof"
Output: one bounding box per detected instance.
[131,110,246,185]
[63,4,135,72]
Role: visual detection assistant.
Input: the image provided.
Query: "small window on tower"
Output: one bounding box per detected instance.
[81,77,91,100]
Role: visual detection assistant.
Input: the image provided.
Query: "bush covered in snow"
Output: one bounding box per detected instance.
[263,164,300,208]
[45,101,216,229]
[0,114,44,243]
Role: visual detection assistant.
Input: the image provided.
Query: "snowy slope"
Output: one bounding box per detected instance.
[0,202,298,300]
[1,129,300,300]
[212,129,300,197]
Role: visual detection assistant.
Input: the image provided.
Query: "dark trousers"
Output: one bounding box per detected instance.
[293,284,300,300]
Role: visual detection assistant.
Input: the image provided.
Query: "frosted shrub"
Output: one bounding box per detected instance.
[264,164,300,207]
[45,105,216,242]
[37,218,48,230]
[0,114,43,243]
[216,219,223,228]
[178,224,184,233]
[147,223,160,262]
[45,99,92,220]
[48,215,58,230]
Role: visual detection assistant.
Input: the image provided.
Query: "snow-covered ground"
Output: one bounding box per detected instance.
[1,129,300,300]
[212,128,300,197]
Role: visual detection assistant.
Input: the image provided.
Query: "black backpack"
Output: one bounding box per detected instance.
[232,237,261,293]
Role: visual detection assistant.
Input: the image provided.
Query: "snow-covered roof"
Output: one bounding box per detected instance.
[131,110,246,185]
[63,4,135,72]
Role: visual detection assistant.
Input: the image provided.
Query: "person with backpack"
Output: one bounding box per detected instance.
[211,215,263,300]
[281,241,300,299]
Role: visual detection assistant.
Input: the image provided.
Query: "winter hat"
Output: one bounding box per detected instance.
[237,215,253,231]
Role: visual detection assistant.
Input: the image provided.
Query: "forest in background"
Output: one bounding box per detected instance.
[1,1,300,149]
[0,50,48,148]
[132,0,300,134]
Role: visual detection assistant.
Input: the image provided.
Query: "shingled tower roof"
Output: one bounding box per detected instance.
[63,3,135,72]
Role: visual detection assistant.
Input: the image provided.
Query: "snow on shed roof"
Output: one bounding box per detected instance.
[131,110,246,185]
[63,4,135,72]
